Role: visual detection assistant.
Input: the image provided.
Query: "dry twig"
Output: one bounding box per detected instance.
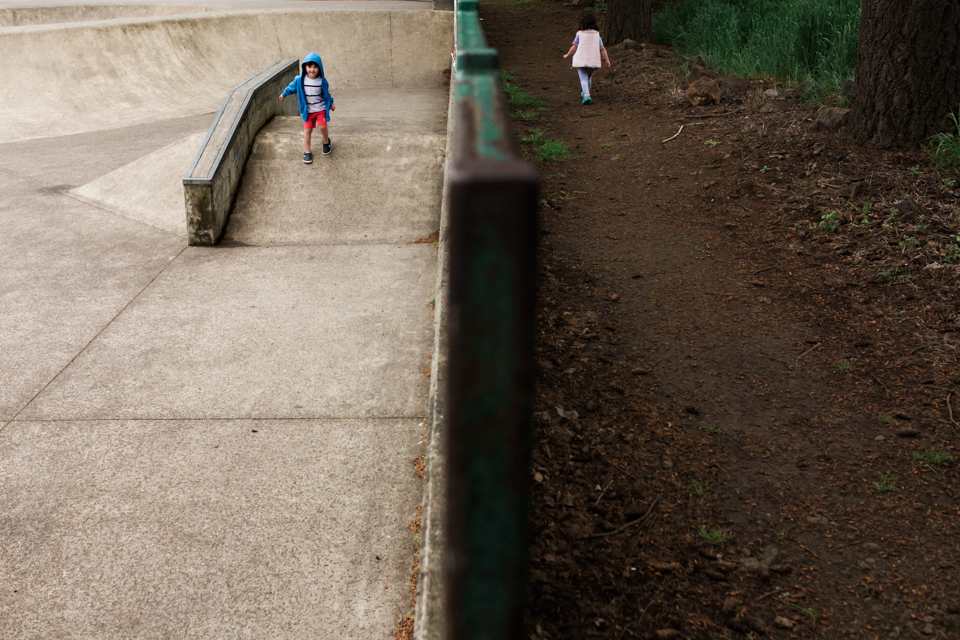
[661,125,684,143]
[795,342,821,367]
[947,392,959,430]
[580,494,661,539]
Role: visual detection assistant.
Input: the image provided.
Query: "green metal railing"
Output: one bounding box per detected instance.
[444,1,539,638]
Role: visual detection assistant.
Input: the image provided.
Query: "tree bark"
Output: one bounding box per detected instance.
[602,0,654,46]
[850,0,960,148]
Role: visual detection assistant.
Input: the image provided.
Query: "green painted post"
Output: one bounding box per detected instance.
[445,2,539,639]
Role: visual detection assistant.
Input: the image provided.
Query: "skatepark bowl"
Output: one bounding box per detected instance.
[0,2,456,638]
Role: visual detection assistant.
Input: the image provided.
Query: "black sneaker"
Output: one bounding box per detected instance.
[303,152,313,164]
[322,140,332,155]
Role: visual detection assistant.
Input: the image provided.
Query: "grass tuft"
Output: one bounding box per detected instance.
[501,70,547,110]
[697,525,732,544]
[873,472,896,494]
[929,109,960,174]
[913,450,956,469]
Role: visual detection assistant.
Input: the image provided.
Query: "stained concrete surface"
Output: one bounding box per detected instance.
[0,194,183,421]
[20,244,436,421]
[0,113,216,188]
[0,417,421,639]
[0,2,449,637]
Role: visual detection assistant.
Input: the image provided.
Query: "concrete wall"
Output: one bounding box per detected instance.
[0,8,454,143]
[184,59,299,246]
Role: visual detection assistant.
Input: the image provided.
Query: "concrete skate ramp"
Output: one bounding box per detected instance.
[71,132,206,235]
[227,113,446,245]
[0,7,452,142]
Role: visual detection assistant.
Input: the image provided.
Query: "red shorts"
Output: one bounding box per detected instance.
[304,111,327,129]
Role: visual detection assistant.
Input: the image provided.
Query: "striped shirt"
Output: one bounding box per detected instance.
[304,76,326,113]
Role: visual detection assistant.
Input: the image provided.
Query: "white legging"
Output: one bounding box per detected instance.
[577,67,596,96]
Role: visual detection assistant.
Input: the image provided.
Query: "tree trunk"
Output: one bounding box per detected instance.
[850,0,960,148]
[602,0,653,46]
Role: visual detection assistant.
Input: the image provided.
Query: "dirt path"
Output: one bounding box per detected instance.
[480,2,960,638]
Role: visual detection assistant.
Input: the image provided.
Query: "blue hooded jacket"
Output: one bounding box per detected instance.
[281,52,334,122]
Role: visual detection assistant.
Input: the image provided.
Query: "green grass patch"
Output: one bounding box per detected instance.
[873,472,897,494]
[501,70,547,110]
[654,0,859,97]
[913,450,956,470]
[697,525,732,545]
[534,140,570,163]
[520,129,570,163]
[689,479,709,500]
[929,109,960,174]
[513,108,542,121]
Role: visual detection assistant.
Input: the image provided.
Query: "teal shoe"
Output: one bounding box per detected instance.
[582,96,592,105]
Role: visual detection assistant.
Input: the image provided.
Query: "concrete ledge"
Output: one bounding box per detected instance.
[183,59,298,246]
[414,70,456,640]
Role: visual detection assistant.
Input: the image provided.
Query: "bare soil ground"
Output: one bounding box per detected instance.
[480,2,960,638]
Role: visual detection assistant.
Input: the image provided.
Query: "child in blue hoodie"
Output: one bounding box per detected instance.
[279,52,335,164]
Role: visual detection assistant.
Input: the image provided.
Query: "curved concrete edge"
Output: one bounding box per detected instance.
[0,4,211,27]
[0,9,454,143]
[184,59,298,246]
[414,66,455,640]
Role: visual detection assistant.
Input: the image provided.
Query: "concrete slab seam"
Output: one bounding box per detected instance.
[0,245,189,433]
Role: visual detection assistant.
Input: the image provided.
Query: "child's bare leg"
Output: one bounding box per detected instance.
[304,127,313,153]
[319,125,330,145]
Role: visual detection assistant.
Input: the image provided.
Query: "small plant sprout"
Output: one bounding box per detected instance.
[601,142,614,148]
[819,212,840,232]
[909,165,921,177]
[899,236,920,250]
[705,140,721,147]
[873,472,897,494]
[759,165,771,173]
[689,479,708,500]
[944,242,960,264]
[427,296,436,308]
[792,603,823,626]
[520,129,546,146]
[775,528,787,541]
[834,360,852,373]
[879,414,893,424]
[878,268,913,283]
[555,172,567,179]
[913,450,956,470]
[703,425,724,440]
[697,525,732,545]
